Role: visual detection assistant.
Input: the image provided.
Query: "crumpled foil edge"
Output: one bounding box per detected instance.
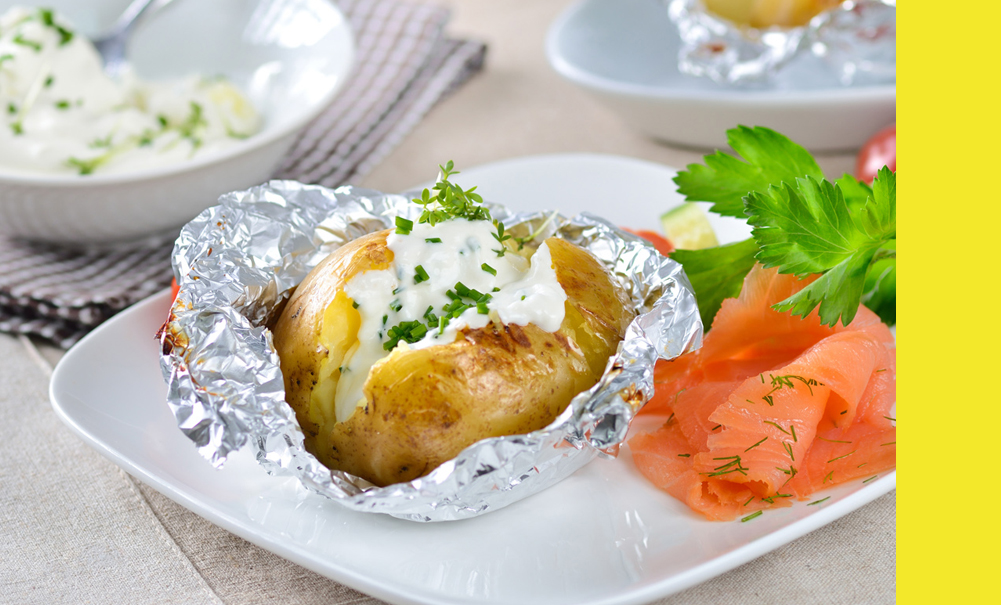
[159,180,702,522]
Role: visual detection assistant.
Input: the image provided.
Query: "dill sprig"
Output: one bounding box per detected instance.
[862,475,878,484]
[707,455,749,477]
[807,496,831,506]
[744,437,767,452]
[782,442,795,461]
[827,450,857,464]
[823,471,834,484]
[763,421,791,435]
[816,436,852,444]
[740,511,763,522]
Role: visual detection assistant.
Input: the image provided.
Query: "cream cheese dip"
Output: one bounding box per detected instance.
[0,6,261,176]
[334,218,568,422]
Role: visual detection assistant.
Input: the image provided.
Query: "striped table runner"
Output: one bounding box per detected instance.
[0,0,486,348]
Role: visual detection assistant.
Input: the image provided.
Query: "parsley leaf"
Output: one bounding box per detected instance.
[673,126,824,217]
[670,238,759,330]
[747,168,896,326]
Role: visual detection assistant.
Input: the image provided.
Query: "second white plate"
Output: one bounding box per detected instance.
[546,0,896,152]
[50,154,895,605]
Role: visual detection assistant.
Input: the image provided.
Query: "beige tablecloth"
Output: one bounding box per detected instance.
[0,1,894,603]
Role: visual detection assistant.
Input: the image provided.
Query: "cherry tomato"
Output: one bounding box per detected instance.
[170,277,180,301]
[622,227,675,256]
[856,124,896,183]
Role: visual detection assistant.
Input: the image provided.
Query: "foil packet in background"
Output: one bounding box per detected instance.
[159,181,701,522]
[668,0,896,86]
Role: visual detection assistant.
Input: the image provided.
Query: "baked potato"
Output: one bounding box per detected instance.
[272,228,633,487]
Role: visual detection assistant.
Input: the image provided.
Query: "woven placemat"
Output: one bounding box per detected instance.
[0,0,485,348]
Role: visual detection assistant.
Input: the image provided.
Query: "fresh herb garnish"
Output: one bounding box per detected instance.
[740,511,763,522]
[352,300,360,309]
[411,160,491,226]
[54,100,70,110]
[744,437,767,452]
[413,264,429,284]
[395,216,414,235]
[383,320,428,350]
[670,126,896,329]
[425,237,442,243]
[481,263,496,276]
[827,450,857,464]
[862,475,878,484]
[13,33,42,52]
[707,455,748,478]
[807,497,830,506]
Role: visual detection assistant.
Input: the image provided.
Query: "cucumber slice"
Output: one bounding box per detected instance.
[660,203,719,250]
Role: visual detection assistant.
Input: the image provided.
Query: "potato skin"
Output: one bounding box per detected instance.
[272,231,633,486]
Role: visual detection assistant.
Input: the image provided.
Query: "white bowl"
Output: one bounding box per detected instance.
[0,0,354,244]
[545,0,896,152]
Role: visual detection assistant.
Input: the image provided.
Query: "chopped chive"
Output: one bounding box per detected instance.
[394,216,413,235]
[351,300,359,309]
[9,121,22,135]
[807,497,830,506]
[790,425,797,442]
[492,287,500,292]
[54,100,70,110]
[743,496,754,506]
[44,75,53,87]
[677,453,690,458]
[382,315,388,325]
[157,114,169,128]
[413,264,430,284]
[425,237,442,243]
[760,374,765,383]
[454,282,471,298]
[740,511,763,522]
[744,437,767,452]
[880,441,896,446]
[520,295,526,301]
[6,102,16,115]
[862,475,878,484]
[13,34,42,52]
[476,301,489,314]
[389,299,402,312]
[827,450,857,464]
[481,263,496,276]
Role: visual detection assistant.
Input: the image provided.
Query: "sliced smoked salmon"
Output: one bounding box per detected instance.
[630,264,896,520]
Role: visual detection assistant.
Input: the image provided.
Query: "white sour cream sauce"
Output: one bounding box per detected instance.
[0,7,261,176]
[335,218,568,422]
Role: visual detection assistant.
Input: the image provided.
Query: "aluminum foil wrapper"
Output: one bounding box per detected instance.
[667,0,896,86]
[160,180,702,522]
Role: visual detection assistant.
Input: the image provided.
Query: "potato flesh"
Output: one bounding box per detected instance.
[272,231,633,486]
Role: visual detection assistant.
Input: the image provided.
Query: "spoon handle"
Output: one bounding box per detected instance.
[108,0,175,38]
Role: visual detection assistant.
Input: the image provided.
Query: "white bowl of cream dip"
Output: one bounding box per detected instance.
[0,0,354,244]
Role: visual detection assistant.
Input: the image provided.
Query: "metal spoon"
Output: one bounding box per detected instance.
[92,0,176,78]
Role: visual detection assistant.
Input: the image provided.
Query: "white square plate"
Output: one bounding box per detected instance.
[50,154,895,605]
